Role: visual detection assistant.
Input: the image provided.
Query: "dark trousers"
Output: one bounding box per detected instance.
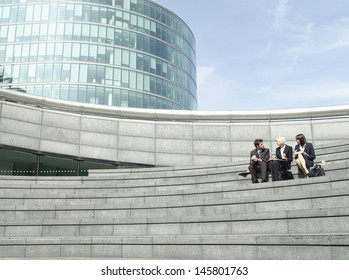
[248,161,268,183]
[269,160,288,181]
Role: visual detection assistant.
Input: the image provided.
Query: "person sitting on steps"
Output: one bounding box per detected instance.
[294,133,316,178]
[248,139,270,183]
[269,136,293,181]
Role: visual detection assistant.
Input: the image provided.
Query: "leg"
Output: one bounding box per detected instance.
[260,161,269,182]
[296,153,309,177]
[305,160,314,170]
[269,160,280,181]
[248,164,259,183]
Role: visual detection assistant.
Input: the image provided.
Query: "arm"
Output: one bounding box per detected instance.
[294,144,300,159]
[285,146,293,162]
[275,148,281,159]
[262,149,270,161]
[305,143,316,161]
[249,150,257,164]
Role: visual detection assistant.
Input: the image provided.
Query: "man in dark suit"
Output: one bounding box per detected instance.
[248,139,270,183]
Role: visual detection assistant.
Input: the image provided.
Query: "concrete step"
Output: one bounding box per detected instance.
[87,141,349,178]
[88,141,349,173]
[0,164,349,200]
[0,141,348,259]
[1,156,345,193]
[2,205,349,237]
[1,234,348,259]
[315,141,349,153]
[0,160,347,199]
[86,152,345,181]
[0,141,347,186]
[0,175,349,218]
[0,179,345,207]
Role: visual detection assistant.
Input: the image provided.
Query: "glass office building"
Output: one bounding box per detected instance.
[0,0,197,110]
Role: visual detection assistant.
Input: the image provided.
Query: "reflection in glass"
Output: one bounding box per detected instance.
[0,0,197,110]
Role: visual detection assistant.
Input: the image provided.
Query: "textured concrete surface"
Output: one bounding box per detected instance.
[1,145,349,259]
[0,235,348,259]
[1,99,349,166]
[1,97,349,259]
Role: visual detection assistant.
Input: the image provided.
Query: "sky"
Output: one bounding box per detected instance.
[155,0,349,111]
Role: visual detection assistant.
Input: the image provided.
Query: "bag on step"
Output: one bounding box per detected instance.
[309,164,325,177]
[277,170,294,180]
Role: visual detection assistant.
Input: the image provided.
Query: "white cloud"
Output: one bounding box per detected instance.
[257,42,273,59]
[252,81,349,109]
[272,0,290,31]
[287,82,349,101]
[197,66,239,110]
[287,19,349,56]
[315,40,349,53]
[339,17,349,22]
[198,69,349,110]
[192,1,349,111]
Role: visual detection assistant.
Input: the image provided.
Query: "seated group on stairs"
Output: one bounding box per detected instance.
[248,134,316,183]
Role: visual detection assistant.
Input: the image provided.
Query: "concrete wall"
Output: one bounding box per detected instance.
[1,98,349,167]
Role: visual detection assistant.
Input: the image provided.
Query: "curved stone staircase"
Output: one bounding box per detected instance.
[1,141,349,259]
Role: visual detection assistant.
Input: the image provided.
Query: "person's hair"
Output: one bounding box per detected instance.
[254,139,264,148]
[295,134,306,146]
[276,136,286,145]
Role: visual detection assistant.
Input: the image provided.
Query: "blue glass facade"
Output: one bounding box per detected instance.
[0,0,197,110]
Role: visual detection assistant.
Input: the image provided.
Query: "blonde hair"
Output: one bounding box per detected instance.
[276,136,286,145]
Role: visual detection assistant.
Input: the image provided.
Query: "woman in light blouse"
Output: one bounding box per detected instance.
[269,136,293,181]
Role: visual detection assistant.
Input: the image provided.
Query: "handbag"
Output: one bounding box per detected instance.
[277,170,294,180]
[309,164,325,177]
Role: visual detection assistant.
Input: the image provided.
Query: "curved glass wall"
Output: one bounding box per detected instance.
[0,0,197,110]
